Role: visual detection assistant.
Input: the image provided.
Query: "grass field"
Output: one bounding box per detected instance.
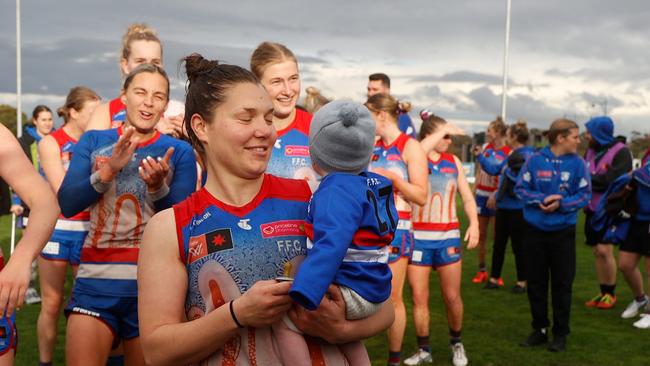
[2,211,649,366]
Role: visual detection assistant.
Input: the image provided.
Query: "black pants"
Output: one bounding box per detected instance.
[525,224,576,336]
[490,208,526,281]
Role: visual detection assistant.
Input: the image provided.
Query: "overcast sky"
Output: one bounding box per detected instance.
[1,0,649,135]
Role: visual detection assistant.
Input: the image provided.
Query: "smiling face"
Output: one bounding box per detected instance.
[367,80,389,98]
[197,82,276,179]
[259,60,300,119]
[33,110,54,136]
[121,72,169,133]
[556,128,581,154]
[120,40,163,76]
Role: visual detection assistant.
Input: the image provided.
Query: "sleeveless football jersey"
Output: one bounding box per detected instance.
[58,126,197,297]
[371,133,413,222]
[266,109,319,191]
[49,128,90,242]
[412,152,460,247]
[475,143,511,196]
[174,175,349,365]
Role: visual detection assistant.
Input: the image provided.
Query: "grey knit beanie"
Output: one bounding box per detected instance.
[309,100,376,174]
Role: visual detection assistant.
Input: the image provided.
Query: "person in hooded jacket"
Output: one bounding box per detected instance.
[583,116,633,310]
[515,119,591,352]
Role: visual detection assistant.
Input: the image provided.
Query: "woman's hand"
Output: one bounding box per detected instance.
[443,123,465,136]
[233,280,293,328]
[372,167,399,183]
[139,147,174,192]
[540,194,562,213]
[0,252,31,316]
[100,127,139,182]
[465,223,480,250]
[288,285,347,344]
[9,204,23,216]
[156,114,185,138]
[486,193,497,210]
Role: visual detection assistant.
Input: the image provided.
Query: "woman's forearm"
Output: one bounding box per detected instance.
[142,305,239,366]
[393,178,427,206]
[338,299,395,344]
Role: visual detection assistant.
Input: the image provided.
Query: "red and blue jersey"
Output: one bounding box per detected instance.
[290,171,396,310]
[412,153,460,247]
[174,175,349,365]
[49,128,90,242]
[475,143,512,196]
[108,97,126,129]
[58,126,197,297]
[266,109,319,190]
[515,146,591,231]
[371,133,413,223]
[481,145,536,210]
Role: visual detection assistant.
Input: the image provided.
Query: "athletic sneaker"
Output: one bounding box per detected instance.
[472,271,488,284]
[596,293,617,309]
[621,296,649,319]
[585,293,603,308]
[632,314,650,329]
[24,287,41,305]
[451,343,468,366]
[404,349,433,365]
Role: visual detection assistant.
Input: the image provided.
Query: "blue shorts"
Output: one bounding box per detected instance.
[410,236,462,268]
[0,313,17,356]
[40,239,84,265]
[388,227,414,263]
[65,290,139,344]
[475,195,496,217]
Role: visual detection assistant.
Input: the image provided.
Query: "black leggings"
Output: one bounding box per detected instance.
[490,208,526,281]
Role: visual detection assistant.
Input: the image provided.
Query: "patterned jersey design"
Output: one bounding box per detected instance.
[175,175,348,365]
[371,133,413,219]
[266,109,319,191]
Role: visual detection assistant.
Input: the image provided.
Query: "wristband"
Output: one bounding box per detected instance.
[229,300,244,328]
[90,171,111,193]
[147,182,170,201]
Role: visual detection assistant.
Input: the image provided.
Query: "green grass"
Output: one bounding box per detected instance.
[2,211,649,365]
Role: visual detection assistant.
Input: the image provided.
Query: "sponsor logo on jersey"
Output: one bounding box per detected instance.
[284,145,310,157]
[187,228,234,263]
[206,229,234,253]
[440,167,456,174]
[260,220,305,238]
[537,170,553,178]
[561,171,571,182]
[387,154,402,161]
[237,219,252,230]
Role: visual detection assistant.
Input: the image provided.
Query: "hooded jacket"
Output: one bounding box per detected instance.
[515,146,591,231]
[584,116,632,195]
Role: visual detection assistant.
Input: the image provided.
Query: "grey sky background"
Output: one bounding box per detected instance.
[1,0,648,135]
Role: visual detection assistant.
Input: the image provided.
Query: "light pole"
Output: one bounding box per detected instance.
[500,0,512,121]
[16,0,22,138]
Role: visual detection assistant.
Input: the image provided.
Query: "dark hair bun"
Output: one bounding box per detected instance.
[184,53,220,81]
